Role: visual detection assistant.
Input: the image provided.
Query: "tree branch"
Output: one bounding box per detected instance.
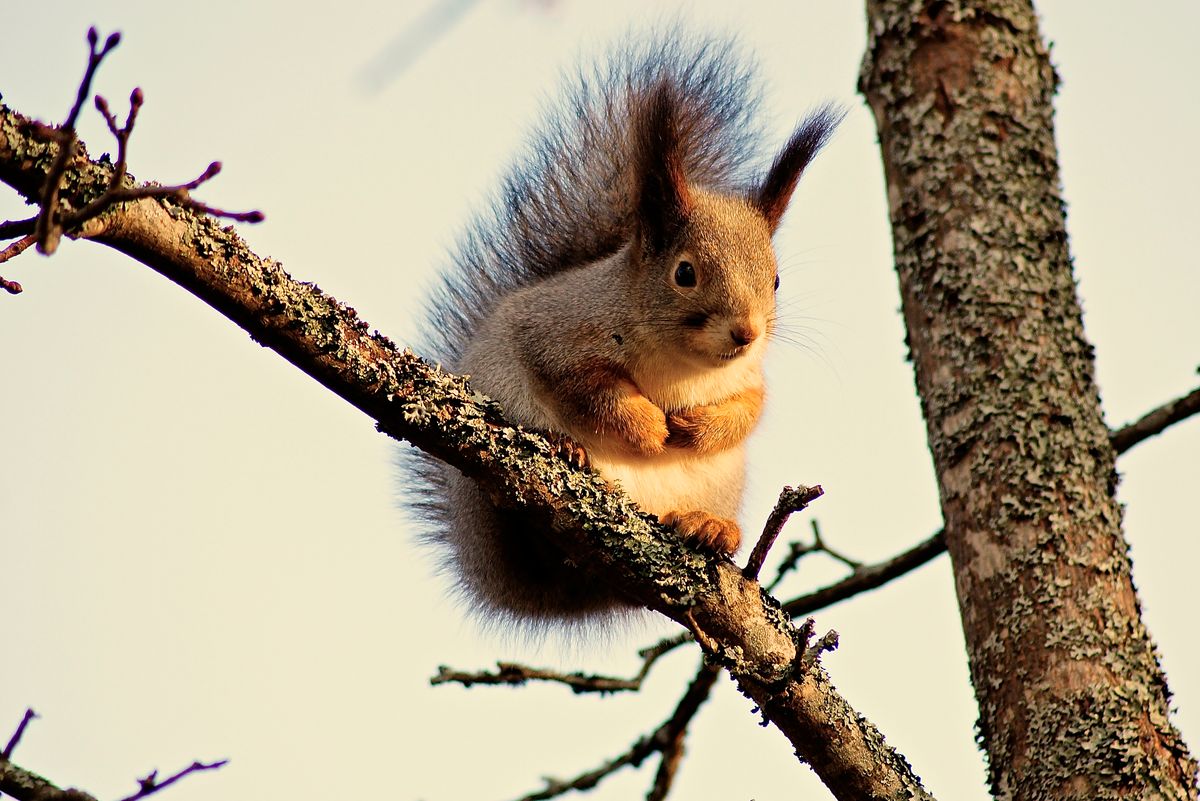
[116,761,228,801]
[432,661,648,694]
[510,661,722,801]
[1110,384,1200,453]
[0,51,934,801]
[0,711,223,801]
[781,529,946,617]
[772,380,1200,619]
[2,709,38,760]
[743,485,825,580]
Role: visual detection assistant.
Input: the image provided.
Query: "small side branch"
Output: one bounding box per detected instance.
[1110,384,1200,453]
[743,484,824,580]
[435,630,696,696]
[117,760,228,801]
[432,662,644,694]
[2,709,38,760]
[15,27,262,273]
[512,661,722,801]
[33,28,121,255]
[766,382,1200,617]
[766,519,863,593]
[782,530,946,618]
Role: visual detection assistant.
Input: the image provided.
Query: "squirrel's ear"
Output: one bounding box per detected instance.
[635,82,693,254]
[753,104,844,234]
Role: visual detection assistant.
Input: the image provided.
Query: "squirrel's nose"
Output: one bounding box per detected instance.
[729,324,758,347]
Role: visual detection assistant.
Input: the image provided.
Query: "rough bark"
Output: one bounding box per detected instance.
[859,2,1198,799]
[0,99,932,800]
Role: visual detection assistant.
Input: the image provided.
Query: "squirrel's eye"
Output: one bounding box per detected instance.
[774,274,781,292]
[674,261,697,287]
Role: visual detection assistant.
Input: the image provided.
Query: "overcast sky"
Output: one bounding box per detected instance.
[1,2,1197,800]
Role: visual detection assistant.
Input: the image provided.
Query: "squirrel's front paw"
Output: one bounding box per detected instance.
[660,510,741,555]
[611,394,669,456]
[546,431,589,468]
[666,405,716,451]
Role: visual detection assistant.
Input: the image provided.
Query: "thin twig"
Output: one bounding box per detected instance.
[35,28,122,255]
[0,720,224,801]
[793,617,840,674]
[1,234,36,264]
[763,384,1200,615]
[0,216,37,241]
[116,759,228,801]
[646,662,721,801]
[432,662,642,694]
[809,520,863,571]
[743,484,824,580]
[766,519,864,594]
[2,709,38,759]
[637,632,691,669]
[781,529,946,618]
[67,29,122,130]
[435,630,696,696]
[26,28,262,261]
[63,162,265,231]
[1110,384,1200,453]
[512,660,722,801]
[1,274,24,294]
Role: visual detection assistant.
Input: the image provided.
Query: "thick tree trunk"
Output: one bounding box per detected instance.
[860,2,1197,799]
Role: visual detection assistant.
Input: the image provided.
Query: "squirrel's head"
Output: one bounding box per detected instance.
[628,83,841,369]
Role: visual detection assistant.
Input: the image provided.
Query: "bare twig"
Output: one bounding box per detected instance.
[647,662,721,801]
[743,484,824,580]
[436,629,697,696]
[2,709,38,759]
[26,28,262,262]
[116,760,228,801]
[0,235,37,293]
[808,520,862,571]
[513,661,722,801]
[766,519,864,594]
[0,216,36,241]
[781,529,946,618]
[794,617,840,674]
[432,662,643,694]
[35,28,121,255]
[762,382,1200,619]
[1,273,24,294]
[0,721,224,801]
[637,632,691,670]
[1110,384,1200,453]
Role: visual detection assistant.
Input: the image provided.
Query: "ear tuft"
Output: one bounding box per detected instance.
[753,103,845,233]
[635,82,693,254]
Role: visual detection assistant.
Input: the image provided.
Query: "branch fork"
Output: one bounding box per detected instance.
[0,26,262,293]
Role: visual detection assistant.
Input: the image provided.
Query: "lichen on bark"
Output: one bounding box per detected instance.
[1,91,935,800]
[860,1,1197,798]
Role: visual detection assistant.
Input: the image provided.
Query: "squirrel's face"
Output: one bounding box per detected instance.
[634,191,777,369]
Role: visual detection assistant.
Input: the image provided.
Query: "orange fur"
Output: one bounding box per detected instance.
[660,510,741,555]
[667,384,764,454]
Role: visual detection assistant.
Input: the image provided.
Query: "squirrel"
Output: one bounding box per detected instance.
[405,34,841,630]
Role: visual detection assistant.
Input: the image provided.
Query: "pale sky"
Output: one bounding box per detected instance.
[1,2,1197,800]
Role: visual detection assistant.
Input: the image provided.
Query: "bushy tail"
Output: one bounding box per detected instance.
[420,32,766,366]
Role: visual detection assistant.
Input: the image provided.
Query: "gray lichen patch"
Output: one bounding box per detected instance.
[861,1,1196,798]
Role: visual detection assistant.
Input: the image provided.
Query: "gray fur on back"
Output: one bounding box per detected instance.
[418,32,764,367]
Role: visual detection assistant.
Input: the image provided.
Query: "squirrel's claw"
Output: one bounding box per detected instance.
[547,432,589,469]
[660,510,741,555]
